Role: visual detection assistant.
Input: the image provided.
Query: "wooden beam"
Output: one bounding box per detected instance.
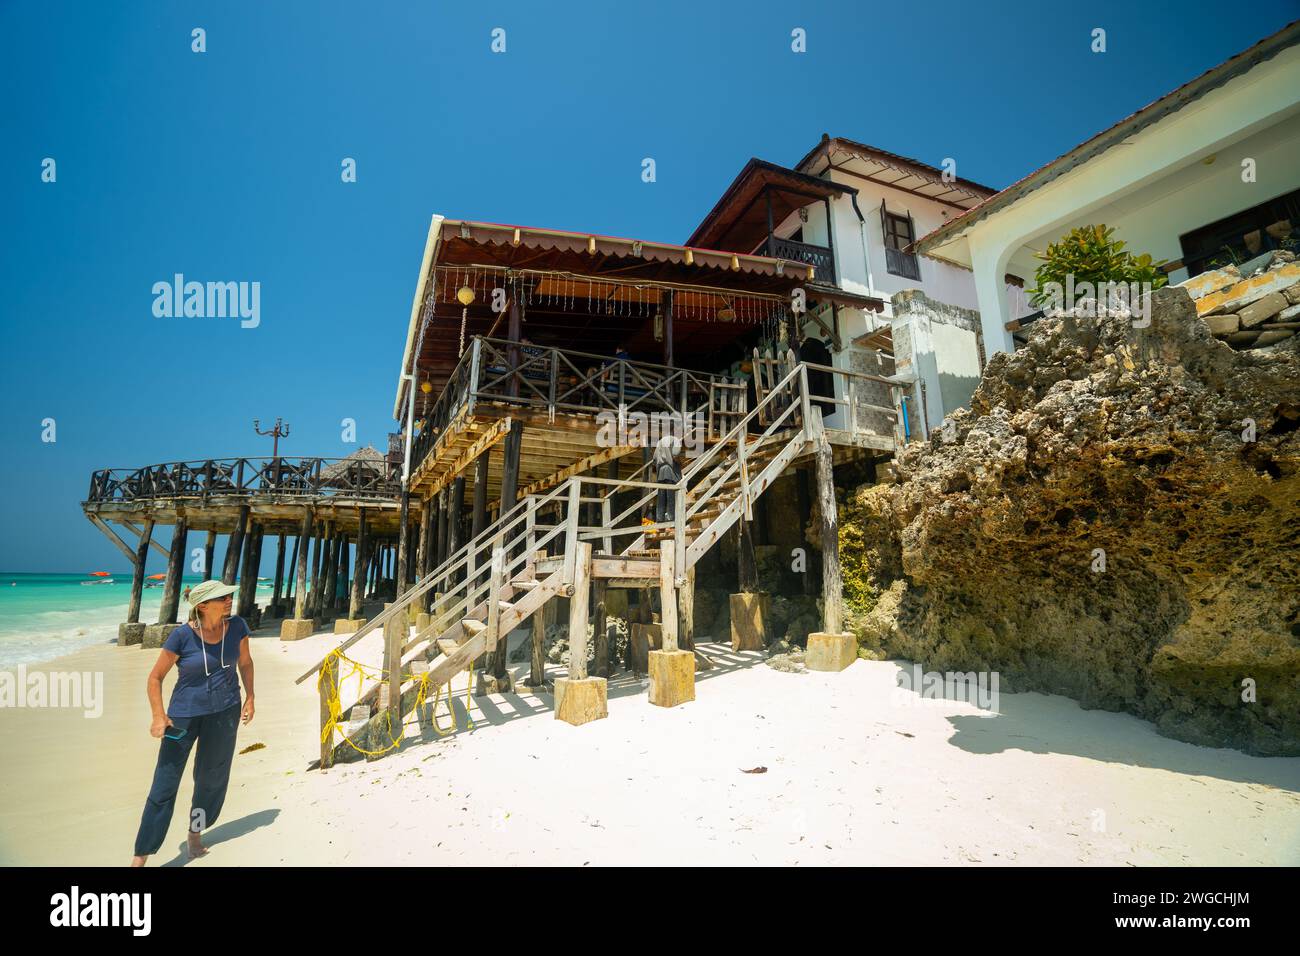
[517,444,638,499]
[424,416,513,496]
[122,519,170,559]
[87,514,136,566]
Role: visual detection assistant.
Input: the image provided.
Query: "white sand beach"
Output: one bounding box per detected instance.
[1,621,1297,867]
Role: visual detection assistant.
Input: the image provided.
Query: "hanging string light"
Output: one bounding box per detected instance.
[456,279,475,357]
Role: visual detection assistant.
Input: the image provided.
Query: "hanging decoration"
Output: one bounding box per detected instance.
[432,264,788,326]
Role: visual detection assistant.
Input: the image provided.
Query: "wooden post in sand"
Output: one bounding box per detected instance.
[804,410,856,672]
[554,542,606,725]
[285,534,300,606]
[237,519,258,617]
[222,505,249,585]
[396,488,411,596]
[293,509,312,620]
[447,476,465,558]
[322,530,340,619]
[529,610,546,688]
[203,531,216,582]
[127,518,154,625]
[648,543,694,707]
[567,542,592,680]
[813,417,842,634]
[678,564,695,651]
[271,533,286,611]
[592,579,609,677]
[159,517,188,624]
[349,510,367,619]
[319,653,339,771]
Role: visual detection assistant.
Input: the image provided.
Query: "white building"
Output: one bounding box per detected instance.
[915,20,1300,358]
[688,138,1028,439]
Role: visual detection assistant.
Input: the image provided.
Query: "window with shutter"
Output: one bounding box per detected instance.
[883,209,922,280]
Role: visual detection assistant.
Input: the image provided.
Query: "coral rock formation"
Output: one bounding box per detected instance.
[844,285,1299,755]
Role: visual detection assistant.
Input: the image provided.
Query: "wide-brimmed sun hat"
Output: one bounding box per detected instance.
[186,579,239,607]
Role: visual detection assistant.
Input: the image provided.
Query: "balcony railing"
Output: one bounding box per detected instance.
[409,337,742,477]
[885,246,922,281]
[85,457,403,505]
[762,236,836,284]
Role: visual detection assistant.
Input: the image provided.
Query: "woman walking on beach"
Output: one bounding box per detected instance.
[131,579,255,866]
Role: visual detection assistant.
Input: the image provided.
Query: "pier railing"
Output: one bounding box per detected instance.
[85,456,403,505]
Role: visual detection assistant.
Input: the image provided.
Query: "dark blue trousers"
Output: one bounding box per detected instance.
[134,702,240,856]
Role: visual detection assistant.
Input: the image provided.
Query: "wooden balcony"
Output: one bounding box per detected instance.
[762,236,836,284]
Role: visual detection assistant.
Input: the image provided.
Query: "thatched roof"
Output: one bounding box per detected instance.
[320,445,385,483]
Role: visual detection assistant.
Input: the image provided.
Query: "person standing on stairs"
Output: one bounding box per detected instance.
[653,432,682,523]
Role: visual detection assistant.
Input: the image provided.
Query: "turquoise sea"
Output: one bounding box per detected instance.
[0,572,273,668]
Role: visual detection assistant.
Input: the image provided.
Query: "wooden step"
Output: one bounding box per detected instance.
[510,579,540,590]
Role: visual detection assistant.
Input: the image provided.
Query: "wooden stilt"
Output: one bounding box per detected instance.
[203,530,216,582]
[319,653,339,770]
[491,426,523,678]
[335,535,349,611]
[237,519,259,617]
[796,466,816,595]
[285,534,300,604]
[271,533,287,610]
[349,509,367,619]
[416,495,432,589]
[127,518,154,625]
[567,542,592,680]
[813,414,843,634]
[659,546,679,652]
[679,564,695,651]
[293,509,313,620]
[472,453,488,585]
[396,489,411,596]
[448,475,465,561]
[222,505,249,585]
[737,516,758,592]
[593,579,609,677]
[434,487,448,572]
[322,531,340,620]
[529,608,546,687]
[247,523,265,617]
[159,517,188,624]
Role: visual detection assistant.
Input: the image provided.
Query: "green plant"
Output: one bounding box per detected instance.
[1028,225,1168,307]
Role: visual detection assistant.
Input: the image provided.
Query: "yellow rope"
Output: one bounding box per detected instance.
[316,647,475,759]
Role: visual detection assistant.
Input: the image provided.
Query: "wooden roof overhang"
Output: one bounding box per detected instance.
[686,158,858,253]
[396,218,818,416]
[796,135,997,212]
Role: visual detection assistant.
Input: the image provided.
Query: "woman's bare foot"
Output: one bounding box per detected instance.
[187,832,209,859]
[130,855,147,867]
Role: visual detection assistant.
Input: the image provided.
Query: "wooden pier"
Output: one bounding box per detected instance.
[83,452,414,646]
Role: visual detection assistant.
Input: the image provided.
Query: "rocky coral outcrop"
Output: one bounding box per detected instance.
[843,284,1300,755]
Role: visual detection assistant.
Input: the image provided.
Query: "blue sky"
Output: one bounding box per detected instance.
[2,0,1296,573]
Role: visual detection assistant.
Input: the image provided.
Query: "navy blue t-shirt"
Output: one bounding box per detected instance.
[163,616,248,718]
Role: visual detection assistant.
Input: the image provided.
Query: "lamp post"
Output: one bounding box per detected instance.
[254,418,290,488]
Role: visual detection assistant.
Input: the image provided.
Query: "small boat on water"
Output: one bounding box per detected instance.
[82,571,115,585]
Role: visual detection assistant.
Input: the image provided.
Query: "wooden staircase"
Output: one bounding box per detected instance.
[299,354,841,763]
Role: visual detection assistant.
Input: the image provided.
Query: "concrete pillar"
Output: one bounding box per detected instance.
[971,240,1017,358]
